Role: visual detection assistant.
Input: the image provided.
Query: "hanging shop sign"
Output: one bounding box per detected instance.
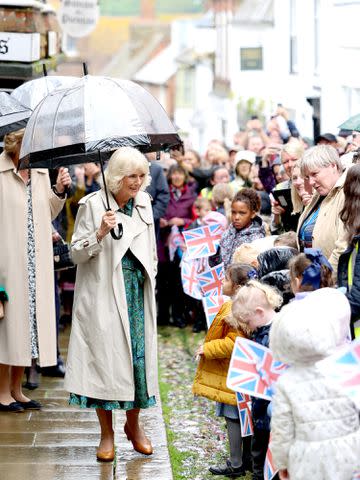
[58,0,99,38]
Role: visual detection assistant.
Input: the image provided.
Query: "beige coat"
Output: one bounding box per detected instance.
[64,189,158,401]
[0,152,65,366]
[297,170,348,276]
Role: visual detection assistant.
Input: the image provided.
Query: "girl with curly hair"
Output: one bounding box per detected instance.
[220,188,266,269]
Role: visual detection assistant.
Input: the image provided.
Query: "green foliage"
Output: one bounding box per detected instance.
[100,0,140,16]
[237,96,266,128]
[156,0,205,14]
[100,0,205,16]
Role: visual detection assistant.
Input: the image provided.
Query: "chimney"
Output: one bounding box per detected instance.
[141,0,156,20]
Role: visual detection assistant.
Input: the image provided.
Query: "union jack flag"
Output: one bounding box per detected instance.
[183,223,223,259]
[264,441,278,480]
[168,225,185,261]
[227,338,287,401]
[317,339,360,408]
[202,295,229,328]
[181,256,202,300]
[197,263,224,297]
[236,392,253,437]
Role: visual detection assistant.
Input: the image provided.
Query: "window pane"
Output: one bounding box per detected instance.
[240,47,263,71]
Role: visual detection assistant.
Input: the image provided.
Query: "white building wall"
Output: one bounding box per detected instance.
[174,0,360,151]
[172,19,216,152]
[321,1,360,131]
[226,1,315,139]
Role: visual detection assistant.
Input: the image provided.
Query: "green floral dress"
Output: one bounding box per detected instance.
[70,199,156,411]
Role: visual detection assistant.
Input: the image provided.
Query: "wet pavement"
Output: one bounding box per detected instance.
[0,329,172,480]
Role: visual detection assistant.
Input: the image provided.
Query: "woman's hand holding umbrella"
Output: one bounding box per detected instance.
[96,211,117,243]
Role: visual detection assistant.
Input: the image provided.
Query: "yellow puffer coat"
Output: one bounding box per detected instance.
[192,300,248,406]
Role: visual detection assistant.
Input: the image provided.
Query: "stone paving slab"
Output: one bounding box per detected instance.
[0,328,173,480]
[0,464,113,480]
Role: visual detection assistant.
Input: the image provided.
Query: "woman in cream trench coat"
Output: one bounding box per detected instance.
[0,129,70,412]
[64,147,158,462]
[297,144,348,276]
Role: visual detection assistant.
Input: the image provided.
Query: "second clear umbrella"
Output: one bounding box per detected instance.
[11,76,78,110]
[0,92,32,137]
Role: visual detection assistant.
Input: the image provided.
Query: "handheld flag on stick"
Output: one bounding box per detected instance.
[202,295,229,328]
[197,263,225,297]
[227,338,287,401]
[183,223,223,259]
[264,440,278,480]
[317,338,360,408]
[236,392,253,437]
[181,255,202,300]
[168,225,185,261]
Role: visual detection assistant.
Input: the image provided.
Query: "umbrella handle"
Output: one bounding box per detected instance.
[105,204,123,240]
[110,221,123,240]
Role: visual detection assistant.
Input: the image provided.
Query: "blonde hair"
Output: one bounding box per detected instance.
[290,163,304,214]
[4,128,25,157]
[232,243,260,265]
[212,182,234,206]
[281,139,304,160]
[299,144,342,175]
[104,147,150,195]
[232,280,283,321]
[273,231,298,250]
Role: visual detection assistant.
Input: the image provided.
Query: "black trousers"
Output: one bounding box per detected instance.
[251,428,279,480]
[156,257,186,325]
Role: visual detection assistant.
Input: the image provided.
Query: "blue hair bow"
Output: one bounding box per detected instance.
[247,268,258,280]
[301,248,333,289]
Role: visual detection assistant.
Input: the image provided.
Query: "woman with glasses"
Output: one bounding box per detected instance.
[297,145,348,276]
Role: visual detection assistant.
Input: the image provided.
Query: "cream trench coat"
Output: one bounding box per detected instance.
[64,189,158,401]
[0,151,65,366]
[297,170,348,276]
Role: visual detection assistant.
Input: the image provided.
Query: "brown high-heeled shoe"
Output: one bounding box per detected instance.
[124,422,153,455]
[96,446,115,462]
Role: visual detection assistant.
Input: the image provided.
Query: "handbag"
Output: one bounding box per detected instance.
[53,237,75,271]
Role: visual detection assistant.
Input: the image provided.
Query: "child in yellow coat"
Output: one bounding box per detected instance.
[193,263,257,477]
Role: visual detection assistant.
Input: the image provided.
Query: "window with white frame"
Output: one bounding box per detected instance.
[343,86,360,117]
[314,0,320,74]
[176,66,195,108]
[290,0,298,73]
[240,47,263,71]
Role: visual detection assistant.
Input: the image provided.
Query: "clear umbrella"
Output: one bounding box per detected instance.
[19,75,182,239]
[11,76,78,110]
[19,75,181,168]
[0,92,32,137]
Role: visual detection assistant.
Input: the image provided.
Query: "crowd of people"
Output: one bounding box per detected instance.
[1,104,360,478]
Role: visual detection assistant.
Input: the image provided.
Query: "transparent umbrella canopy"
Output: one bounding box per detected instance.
[0,92,32,136]
[19,75,182,239]
[19,75,182,169]
[11,76,78,110]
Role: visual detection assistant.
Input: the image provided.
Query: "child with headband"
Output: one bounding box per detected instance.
[288,248,334,298]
